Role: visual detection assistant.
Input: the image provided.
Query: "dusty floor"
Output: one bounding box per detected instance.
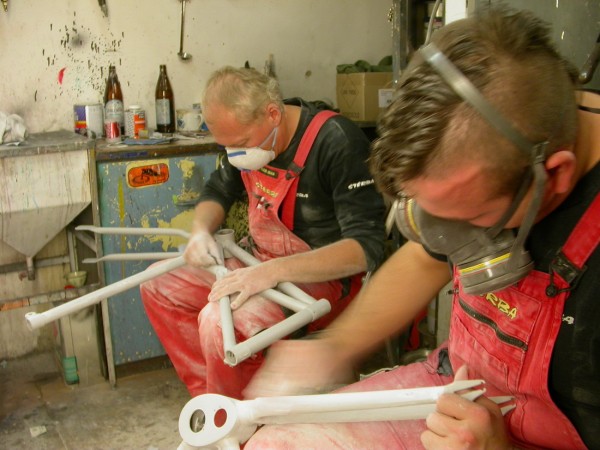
[0,351,190,450]
[0,342,400,450]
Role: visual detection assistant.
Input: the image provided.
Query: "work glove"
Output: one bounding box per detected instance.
[183,231,223,267]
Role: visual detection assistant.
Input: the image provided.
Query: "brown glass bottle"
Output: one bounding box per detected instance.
[155,64,175,133]
[103,65,124,134]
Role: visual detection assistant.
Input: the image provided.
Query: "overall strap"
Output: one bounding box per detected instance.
[281,110,338,230]
[546,192,600,296]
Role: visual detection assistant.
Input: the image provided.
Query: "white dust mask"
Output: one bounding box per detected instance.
[225,126,278,171]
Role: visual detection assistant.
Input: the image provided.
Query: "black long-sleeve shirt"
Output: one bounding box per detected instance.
[199,98,387,273]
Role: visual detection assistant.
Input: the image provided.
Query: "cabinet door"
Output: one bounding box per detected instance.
[97,153,219,365]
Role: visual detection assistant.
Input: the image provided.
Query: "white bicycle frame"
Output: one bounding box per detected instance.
[24,226,331,367]
[177,379,515,449]
[23,228,516,450]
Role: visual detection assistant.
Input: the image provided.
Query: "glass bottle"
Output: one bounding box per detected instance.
[155,64,175,133]
[103,65,124,135]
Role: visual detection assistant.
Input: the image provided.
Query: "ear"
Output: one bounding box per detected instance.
[545,150,576,195]
[265,102,282,125]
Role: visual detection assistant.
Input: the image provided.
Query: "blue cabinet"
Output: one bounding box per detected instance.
[95,141,222,367]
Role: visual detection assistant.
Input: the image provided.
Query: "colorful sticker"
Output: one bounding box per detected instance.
[127,163,169,188]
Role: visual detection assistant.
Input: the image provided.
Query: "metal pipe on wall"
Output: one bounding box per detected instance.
[391,0,411,85]
[74,229,97,253]
[0,255,70,276]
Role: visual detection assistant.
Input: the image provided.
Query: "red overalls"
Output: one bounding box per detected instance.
[246,196,598,450]
[141,111,361,399]
[240,110,362,332]
[448,194,600,449]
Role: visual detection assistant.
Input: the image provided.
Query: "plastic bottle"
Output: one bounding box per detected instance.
[155,64,175,133]
[103,65,124,135]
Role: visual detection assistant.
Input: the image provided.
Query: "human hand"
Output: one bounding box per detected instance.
[421,366,514,450]
[243,339,355,398]
[207,263,278,309]
[183,231,223,268]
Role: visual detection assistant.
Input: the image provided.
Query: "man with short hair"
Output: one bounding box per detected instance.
[244,6,600,449]
[140,66,387,400]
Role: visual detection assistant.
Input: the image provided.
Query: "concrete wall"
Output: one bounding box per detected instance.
[478,0,600,90]
[0,0,393,134]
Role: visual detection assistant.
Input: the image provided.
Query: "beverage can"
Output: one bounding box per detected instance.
[125,106,146,138]
[105,99,124,124]
[74,103,104,138]
[104,116,121,143]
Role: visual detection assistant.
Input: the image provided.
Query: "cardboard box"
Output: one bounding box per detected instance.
[336,72,393,122]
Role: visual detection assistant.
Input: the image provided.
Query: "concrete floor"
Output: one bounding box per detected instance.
[0,341,405,450]
[0,351,190,450]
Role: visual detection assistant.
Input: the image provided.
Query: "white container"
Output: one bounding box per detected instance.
[176,108,203,132]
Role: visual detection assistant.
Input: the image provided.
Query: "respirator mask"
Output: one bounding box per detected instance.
[392,44,550,295]
[226,126,279,171]
[395,192,534,295]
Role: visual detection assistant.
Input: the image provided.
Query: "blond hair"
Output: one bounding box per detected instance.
[202,66,284,125]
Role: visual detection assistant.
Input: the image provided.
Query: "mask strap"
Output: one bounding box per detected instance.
[269,126,279,151]
[507,160,547,270]
[419,44,545,158]
[420,43,549,247]
[485,168,532,238]
[254,125,278,150]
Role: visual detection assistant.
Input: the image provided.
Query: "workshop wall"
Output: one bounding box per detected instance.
[0,0,393,134]
[478,0,600,91]
[0,0,392,360]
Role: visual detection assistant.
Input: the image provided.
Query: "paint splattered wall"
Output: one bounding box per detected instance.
[0,0,393,134]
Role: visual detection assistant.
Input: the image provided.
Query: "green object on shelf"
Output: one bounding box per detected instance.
[62,356,79,384]
[336,57,393,74]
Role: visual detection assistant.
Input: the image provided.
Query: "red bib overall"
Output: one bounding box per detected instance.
[240,109,363,331]
[246,195,599,450]
[448,194,600,449]
[141,110,362,399]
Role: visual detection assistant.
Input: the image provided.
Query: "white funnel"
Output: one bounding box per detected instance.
[0,138,91,257]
